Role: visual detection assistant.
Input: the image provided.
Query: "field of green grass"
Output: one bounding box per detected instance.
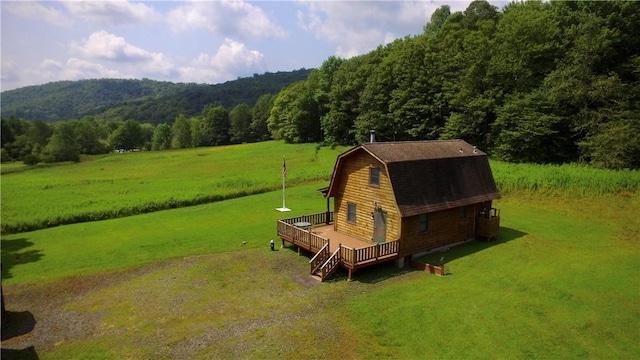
[2,141,639,359]
[0,142,348,234]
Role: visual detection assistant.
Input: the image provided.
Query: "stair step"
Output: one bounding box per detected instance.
[310,274,323,282]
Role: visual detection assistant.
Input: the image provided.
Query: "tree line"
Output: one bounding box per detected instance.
[1,70,311,124]
[267,0,639,169]
[2,1,638,170]
[1,95,274,164]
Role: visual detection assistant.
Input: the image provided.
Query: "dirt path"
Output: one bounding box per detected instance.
[1,249,367,359]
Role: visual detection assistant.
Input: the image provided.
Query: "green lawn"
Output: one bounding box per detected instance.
[0,141,347,234]
[351,193,639,359]
[1,183,328,286]
[2,142,639,358]
[2,188,638,359]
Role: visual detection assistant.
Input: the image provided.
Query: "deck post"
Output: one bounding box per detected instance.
[325,198,331,224]
[348,268,353,282]
[297,246,301,255]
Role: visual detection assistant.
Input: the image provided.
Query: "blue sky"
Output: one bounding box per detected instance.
[1,1,504,91]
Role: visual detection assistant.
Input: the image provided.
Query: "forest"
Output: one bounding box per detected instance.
[1,0,639,169]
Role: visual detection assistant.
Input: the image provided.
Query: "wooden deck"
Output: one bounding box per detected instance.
[277,212,400,281]
[311,225,372,253]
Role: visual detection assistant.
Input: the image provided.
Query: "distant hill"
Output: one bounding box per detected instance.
[0,69,312,124]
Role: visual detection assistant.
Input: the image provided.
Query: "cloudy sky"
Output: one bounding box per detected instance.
[1,1,504,92]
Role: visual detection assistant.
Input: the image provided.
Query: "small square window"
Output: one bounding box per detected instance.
[347,203,357,224]
[419,213,429,233]
[460,206,467,219]
[369,167,380,186]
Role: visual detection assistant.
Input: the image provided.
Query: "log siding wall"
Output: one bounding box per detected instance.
[334,151,400,243]
[399,205,475,257]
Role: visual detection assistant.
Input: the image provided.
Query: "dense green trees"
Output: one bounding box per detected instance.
[1,97,275,164]
[1,1,637,169]
[110,120,144,151]
[1,70,311,124]
[265,0,639,169]
[43,122,81,163]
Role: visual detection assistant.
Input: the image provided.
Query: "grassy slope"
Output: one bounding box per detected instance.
[349,193,639,359]
[2,191,638,358]
[1,183,327,285]
[2,142,639,358]
[0,142,347,233]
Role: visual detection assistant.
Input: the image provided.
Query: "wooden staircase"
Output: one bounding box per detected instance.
[309,244,341,281]
[277,212,401,282]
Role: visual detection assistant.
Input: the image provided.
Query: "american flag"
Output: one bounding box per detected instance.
[282,158,287,178]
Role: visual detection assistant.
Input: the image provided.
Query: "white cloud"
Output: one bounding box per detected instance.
[167,0,287,40]
[21,58,124,84]
[179,38,265,84]
[70,30,176,77]
[71,30,150,61]
[63,0,161,26]
[2,1,71,28]
[296,1,470,58]
[63,58,124,80]
[1,60,21,85]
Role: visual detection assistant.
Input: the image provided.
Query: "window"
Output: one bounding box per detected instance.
[460,206,467,219]
[369,167,380,186]
[419,213,429,233]
[347,203,357,224]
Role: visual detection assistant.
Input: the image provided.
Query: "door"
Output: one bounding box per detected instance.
[373,208,387,243]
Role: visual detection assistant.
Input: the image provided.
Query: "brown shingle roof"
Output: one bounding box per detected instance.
[327,140,501,217]
[363,140,486,162]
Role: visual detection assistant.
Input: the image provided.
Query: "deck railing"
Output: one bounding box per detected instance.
[279,211,334,227]
[340,240,400,269]
[319,248,341,279]
[309,243,330,274]
[277,219,329,253]
[476,207,500,240]
[277,211,401,281]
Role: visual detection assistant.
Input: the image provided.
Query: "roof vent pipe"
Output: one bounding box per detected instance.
[370,130,376,143]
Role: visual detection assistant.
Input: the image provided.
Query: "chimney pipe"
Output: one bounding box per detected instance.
[370,130,375,143]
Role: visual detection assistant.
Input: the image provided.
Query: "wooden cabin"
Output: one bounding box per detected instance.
[277,139,501,281]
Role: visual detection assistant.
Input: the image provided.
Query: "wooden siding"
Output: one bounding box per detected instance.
[399,205,476,257]
[333,151,400,243]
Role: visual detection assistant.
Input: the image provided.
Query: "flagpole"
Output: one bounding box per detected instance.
[277,155,291,212]
[282,156,286,208]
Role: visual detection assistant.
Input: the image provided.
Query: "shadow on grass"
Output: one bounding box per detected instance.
[416,227,528,271]
[340,262,420,284]
[1,309,39,359]
[280,244,418,284]
[278,226,527,282]
[1,238,44,280]
[1,311,36,341]
[0,346,39,360]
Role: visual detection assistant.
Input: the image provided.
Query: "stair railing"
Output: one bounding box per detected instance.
[309,242,330,274]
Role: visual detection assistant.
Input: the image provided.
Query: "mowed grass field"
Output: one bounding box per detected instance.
[2,141,639,359]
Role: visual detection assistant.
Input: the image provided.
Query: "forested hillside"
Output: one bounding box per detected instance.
[2,1,638,170]
[267,0,640,169]
[0,69,311,123]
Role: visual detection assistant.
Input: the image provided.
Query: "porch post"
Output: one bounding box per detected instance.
[326,197,331,224]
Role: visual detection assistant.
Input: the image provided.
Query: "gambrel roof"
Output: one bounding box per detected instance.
[326,140,501,217]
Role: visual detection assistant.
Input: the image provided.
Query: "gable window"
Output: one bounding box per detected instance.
[419,213,429,233]
[369,167,380,187]
[460,206,467,219]
[347,203,357,224]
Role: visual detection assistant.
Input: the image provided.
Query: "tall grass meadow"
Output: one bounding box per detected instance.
[2,141,638,234]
